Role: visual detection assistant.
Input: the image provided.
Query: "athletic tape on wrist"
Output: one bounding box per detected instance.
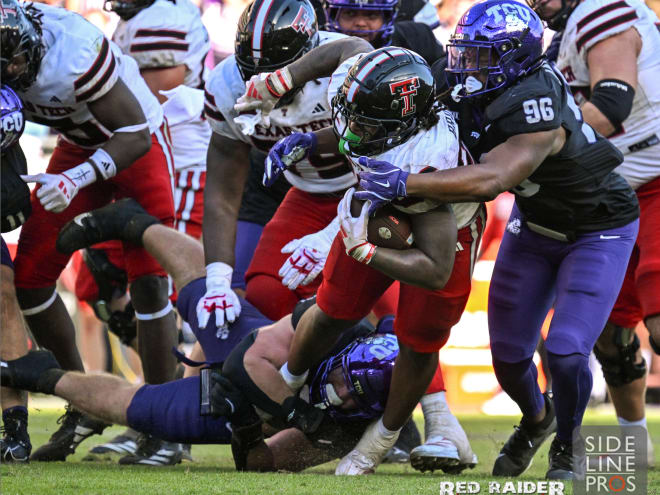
[22,289,57,316]
[88,148,117,180]
[134,300,173,321]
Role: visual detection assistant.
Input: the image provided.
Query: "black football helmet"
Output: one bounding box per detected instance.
[332,47,435,157]
[235,0,319,82]
[1,0,43,91]
[103,0,155,21]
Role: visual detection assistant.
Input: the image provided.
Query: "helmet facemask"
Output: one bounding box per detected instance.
[1,4,43,91]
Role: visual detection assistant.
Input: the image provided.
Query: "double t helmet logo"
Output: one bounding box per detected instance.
[389,77,420,117]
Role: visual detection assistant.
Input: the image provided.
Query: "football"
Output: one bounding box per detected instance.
[351,198,414,250]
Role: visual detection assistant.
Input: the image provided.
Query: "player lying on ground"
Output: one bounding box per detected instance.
[0,198,463,471]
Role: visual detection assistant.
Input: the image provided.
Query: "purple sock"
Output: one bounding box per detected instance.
[547,351,592,443]
[492,357,545,418]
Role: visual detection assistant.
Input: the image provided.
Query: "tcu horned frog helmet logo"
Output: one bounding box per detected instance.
[389,77,420,117]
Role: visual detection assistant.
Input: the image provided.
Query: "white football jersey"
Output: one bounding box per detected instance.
[203,31,356,194]
[328,54,480,228]
[18,4,163,149]
[161,86,210,170]
[556,0,660,189]
[112,0,210,89]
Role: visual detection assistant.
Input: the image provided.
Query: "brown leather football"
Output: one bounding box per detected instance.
[351,197,414,250]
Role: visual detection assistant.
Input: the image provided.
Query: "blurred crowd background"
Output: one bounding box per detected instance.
[9,0,660,414]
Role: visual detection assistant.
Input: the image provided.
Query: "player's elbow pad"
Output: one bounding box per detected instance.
[589,79,635,134]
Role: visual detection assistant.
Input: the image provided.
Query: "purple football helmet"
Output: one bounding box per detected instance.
[323,0,399,47]
[309,333,398,420]
[1,85,25,151]
[446,0,544,99]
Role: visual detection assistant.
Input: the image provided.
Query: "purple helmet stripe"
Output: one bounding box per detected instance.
[252,0,276,59]
[347,48,408,102]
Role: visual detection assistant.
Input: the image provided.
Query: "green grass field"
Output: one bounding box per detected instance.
[2,405,659,495]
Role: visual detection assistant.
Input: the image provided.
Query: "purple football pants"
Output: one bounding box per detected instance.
[488,204,638,441]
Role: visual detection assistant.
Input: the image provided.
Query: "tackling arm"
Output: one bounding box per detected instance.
[405,128,565,203]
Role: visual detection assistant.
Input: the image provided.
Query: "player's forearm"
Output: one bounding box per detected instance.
[406,165,504,203]
[369,247,453,290]
[243,352,295,405]
[288,37,372,86]
[313,126,340,155]
[101,127,152,172]
[580,101,617,137]
[202,189,240,267]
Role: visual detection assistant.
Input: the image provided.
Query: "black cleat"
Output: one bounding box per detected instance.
[83,428,139,461]
[1,409,32,463]
[118,433,183,466]
[56,199,158,255]
[0,350,63,394]
[546,437,576,480]
[492,393,557,476]
[30,405,109,462]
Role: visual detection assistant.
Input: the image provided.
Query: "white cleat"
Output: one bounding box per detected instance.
[410,436,461,473]
[335,418,400,476]
[335,450,377,475]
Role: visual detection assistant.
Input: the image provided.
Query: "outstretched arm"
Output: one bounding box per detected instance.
[404,128,565,203]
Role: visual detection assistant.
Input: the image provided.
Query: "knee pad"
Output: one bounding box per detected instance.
[593,327,647,387]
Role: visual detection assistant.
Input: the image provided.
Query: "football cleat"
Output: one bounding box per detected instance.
[382,418,421,464]
[118,434,183,466]
[410,436,461,473]
[31,405,109,462]
[83,428,139,461]
[546,437,576,480]
[56,198,158,255]
[1,408,31,463]
[492,393,557,476]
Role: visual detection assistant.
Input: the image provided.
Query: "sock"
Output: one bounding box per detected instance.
[279,362,308,390]
[492,357,545,419]
[123,213,159,246]
[2,406,28,423]
[618,416,647,429]
[547,351,592,443]
[377,417,400,440]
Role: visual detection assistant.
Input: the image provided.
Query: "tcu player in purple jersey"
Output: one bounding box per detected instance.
[321,0,444,65]
[531,0,660,466]
[0,198,403,472]
[0,85,32,462]
[356,0,640,479]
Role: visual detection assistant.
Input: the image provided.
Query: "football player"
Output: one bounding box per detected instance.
[109,0,211,238]
[531,0,660,467]
[322,0,445,65]
[356,0,640,479]
[0,198,404,473]
[1,0,178,461]
[0,85,32,462]
[240,46,483,475]
[201,0,372,325]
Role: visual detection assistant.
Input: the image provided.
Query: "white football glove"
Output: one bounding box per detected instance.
[196,262,242,331]
[337,188,376,264]
[234,68,294,127]
[279,217,340,290]
[22,162,98,213]
[335,418,400,475]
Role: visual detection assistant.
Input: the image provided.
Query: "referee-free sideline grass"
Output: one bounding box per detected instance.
[2,405,659,495]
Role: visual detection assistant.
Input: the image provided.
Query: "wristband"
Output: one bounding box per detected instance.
[62,162,99,189]
[348,242,376,264]
[88,148,117,180]
[265,68,294,98]
[206,262,233,285]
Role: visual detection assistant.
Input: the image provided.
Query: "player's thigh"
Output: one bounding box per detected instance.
[488,221,557,362]
[633,180,660,318]
[316,236,393,320]
[608,245,642,328]
[548,220,638,356]
[126,377,231,444]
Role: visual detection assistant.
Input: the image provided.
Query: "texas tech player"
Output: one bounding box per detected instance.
[110,0,211,236]
[356,0,640,479]
[201,0,368,328]
[531,0,660,466]
[322,0,444,65]
[1,0,178,461]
